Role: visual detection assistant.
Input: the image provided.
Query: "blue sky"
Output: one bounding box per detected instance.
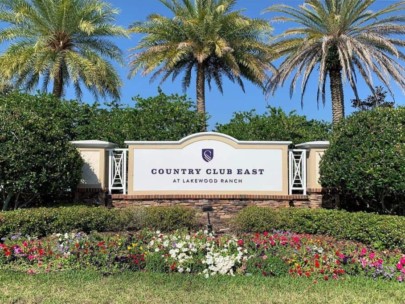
[16,1,405,129]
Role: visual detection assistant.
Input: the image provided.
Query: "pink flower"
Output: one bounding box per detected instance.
[27,269,35,275]
[28,255,35,261]
[400,256,405,265]
[396,263,403,271]
[237,239,244,247]
[369,252,375,259]
[360,248,367,256]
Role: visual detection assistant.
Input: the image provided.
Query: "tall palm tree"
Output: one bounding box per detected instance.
[265,0,405,125]
[129,0,275,127]
[0,0,128,100]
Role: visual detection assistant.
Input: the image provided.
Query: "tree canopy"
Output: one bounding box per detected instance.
[129,0,274,128]
[0,0,127,100]
[265,0,405,125]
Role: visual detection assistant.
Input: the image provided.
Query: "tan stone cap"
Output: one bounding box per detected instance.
[70,140,118,149]
[125,132,292,146]
[295,141,330,149]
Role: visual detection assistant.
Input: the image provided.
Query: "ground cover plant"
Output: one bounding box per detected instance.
[1,230,404,283]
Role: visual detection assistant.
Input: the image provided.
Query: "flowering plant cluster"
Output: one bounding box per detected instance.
[0,230,404,282]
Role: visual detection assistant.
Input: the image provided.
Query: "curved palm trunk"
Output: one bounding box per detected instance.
[196,62,206,131]
[52,67,64,98]
[329,67,345,125]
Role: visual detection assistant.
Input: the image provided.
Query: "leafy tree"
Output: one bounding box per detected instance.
[320,107,405,215]
[215,107,330,144]
[0,0,127,100]
[88,89,208,146]
[351,86,395,111]
[0,91,207,147]
[265,0,405,125]
[129,0,274,129]
[0,92,101,141]
[0,103,83,211]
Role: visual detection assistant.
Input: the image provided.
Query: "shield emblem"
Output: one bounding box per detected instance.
[202,149,214,162]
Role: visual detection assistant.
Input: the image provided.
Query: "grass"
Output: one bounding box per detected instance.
[0,271,404,304]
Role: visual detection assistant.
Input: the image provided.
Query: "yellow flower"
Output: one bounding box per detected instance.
[127,246,132,250]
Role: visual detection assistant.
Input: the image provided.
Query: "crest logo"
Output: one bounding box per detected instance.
[202,149,214,162]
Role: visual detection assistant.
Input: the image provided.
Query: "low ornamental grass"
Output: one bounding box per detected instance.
[0,230,404,283]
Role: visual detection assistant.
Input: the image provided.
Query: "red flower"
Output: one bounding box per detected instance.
[324,275,329,281]
[263,231,269,237]
[315,260,320,268]
[170,262,176,271]
[237,239,244,247]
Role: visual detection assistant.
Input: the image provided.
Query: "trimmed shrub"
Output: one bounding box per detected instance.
[233,206,405,251]
[142,206,198,231]
[319,107,405,215]
[0,102,83,210]
[0,206,197,238]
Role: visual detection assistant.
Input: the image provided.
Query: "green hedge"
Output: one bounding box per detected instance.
[233,206,405,251]
[0,206,197,238]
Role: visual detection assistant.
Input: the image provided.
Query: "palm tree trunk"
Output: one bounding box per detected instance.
[196,62,206,131]
[52,67,64,98]
[329,67,345,125]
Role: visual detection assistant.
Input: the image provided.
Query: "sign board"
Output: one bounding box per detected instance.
[126,133,291,195]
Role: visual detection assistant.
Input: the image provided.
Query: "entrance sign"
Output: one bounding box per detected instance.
[126,133,291,196]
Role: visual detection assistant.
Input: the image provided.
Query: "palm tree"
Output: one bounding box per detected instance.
[129,0,275,128]
[265,0,405,125]
[0,0,128,100]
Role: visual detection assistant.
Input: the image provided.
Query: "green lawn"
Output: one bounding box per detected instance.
[0,271,404,304]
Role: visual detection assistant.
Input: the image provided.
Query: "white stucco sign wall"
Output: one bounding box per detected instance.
[126,133,291,195]
[134,140,282,191]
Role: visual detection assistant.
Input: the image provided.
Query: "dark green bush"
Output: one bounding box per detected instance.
[142,206,198,231]
[0,99,83,210]
[233,206,405,251]
[215,106,330,144]
[0,205,197,238]
[320,107,405,215]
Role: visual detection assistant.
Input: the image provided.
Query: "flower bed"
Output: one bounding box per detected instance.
[0,230,404,282]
